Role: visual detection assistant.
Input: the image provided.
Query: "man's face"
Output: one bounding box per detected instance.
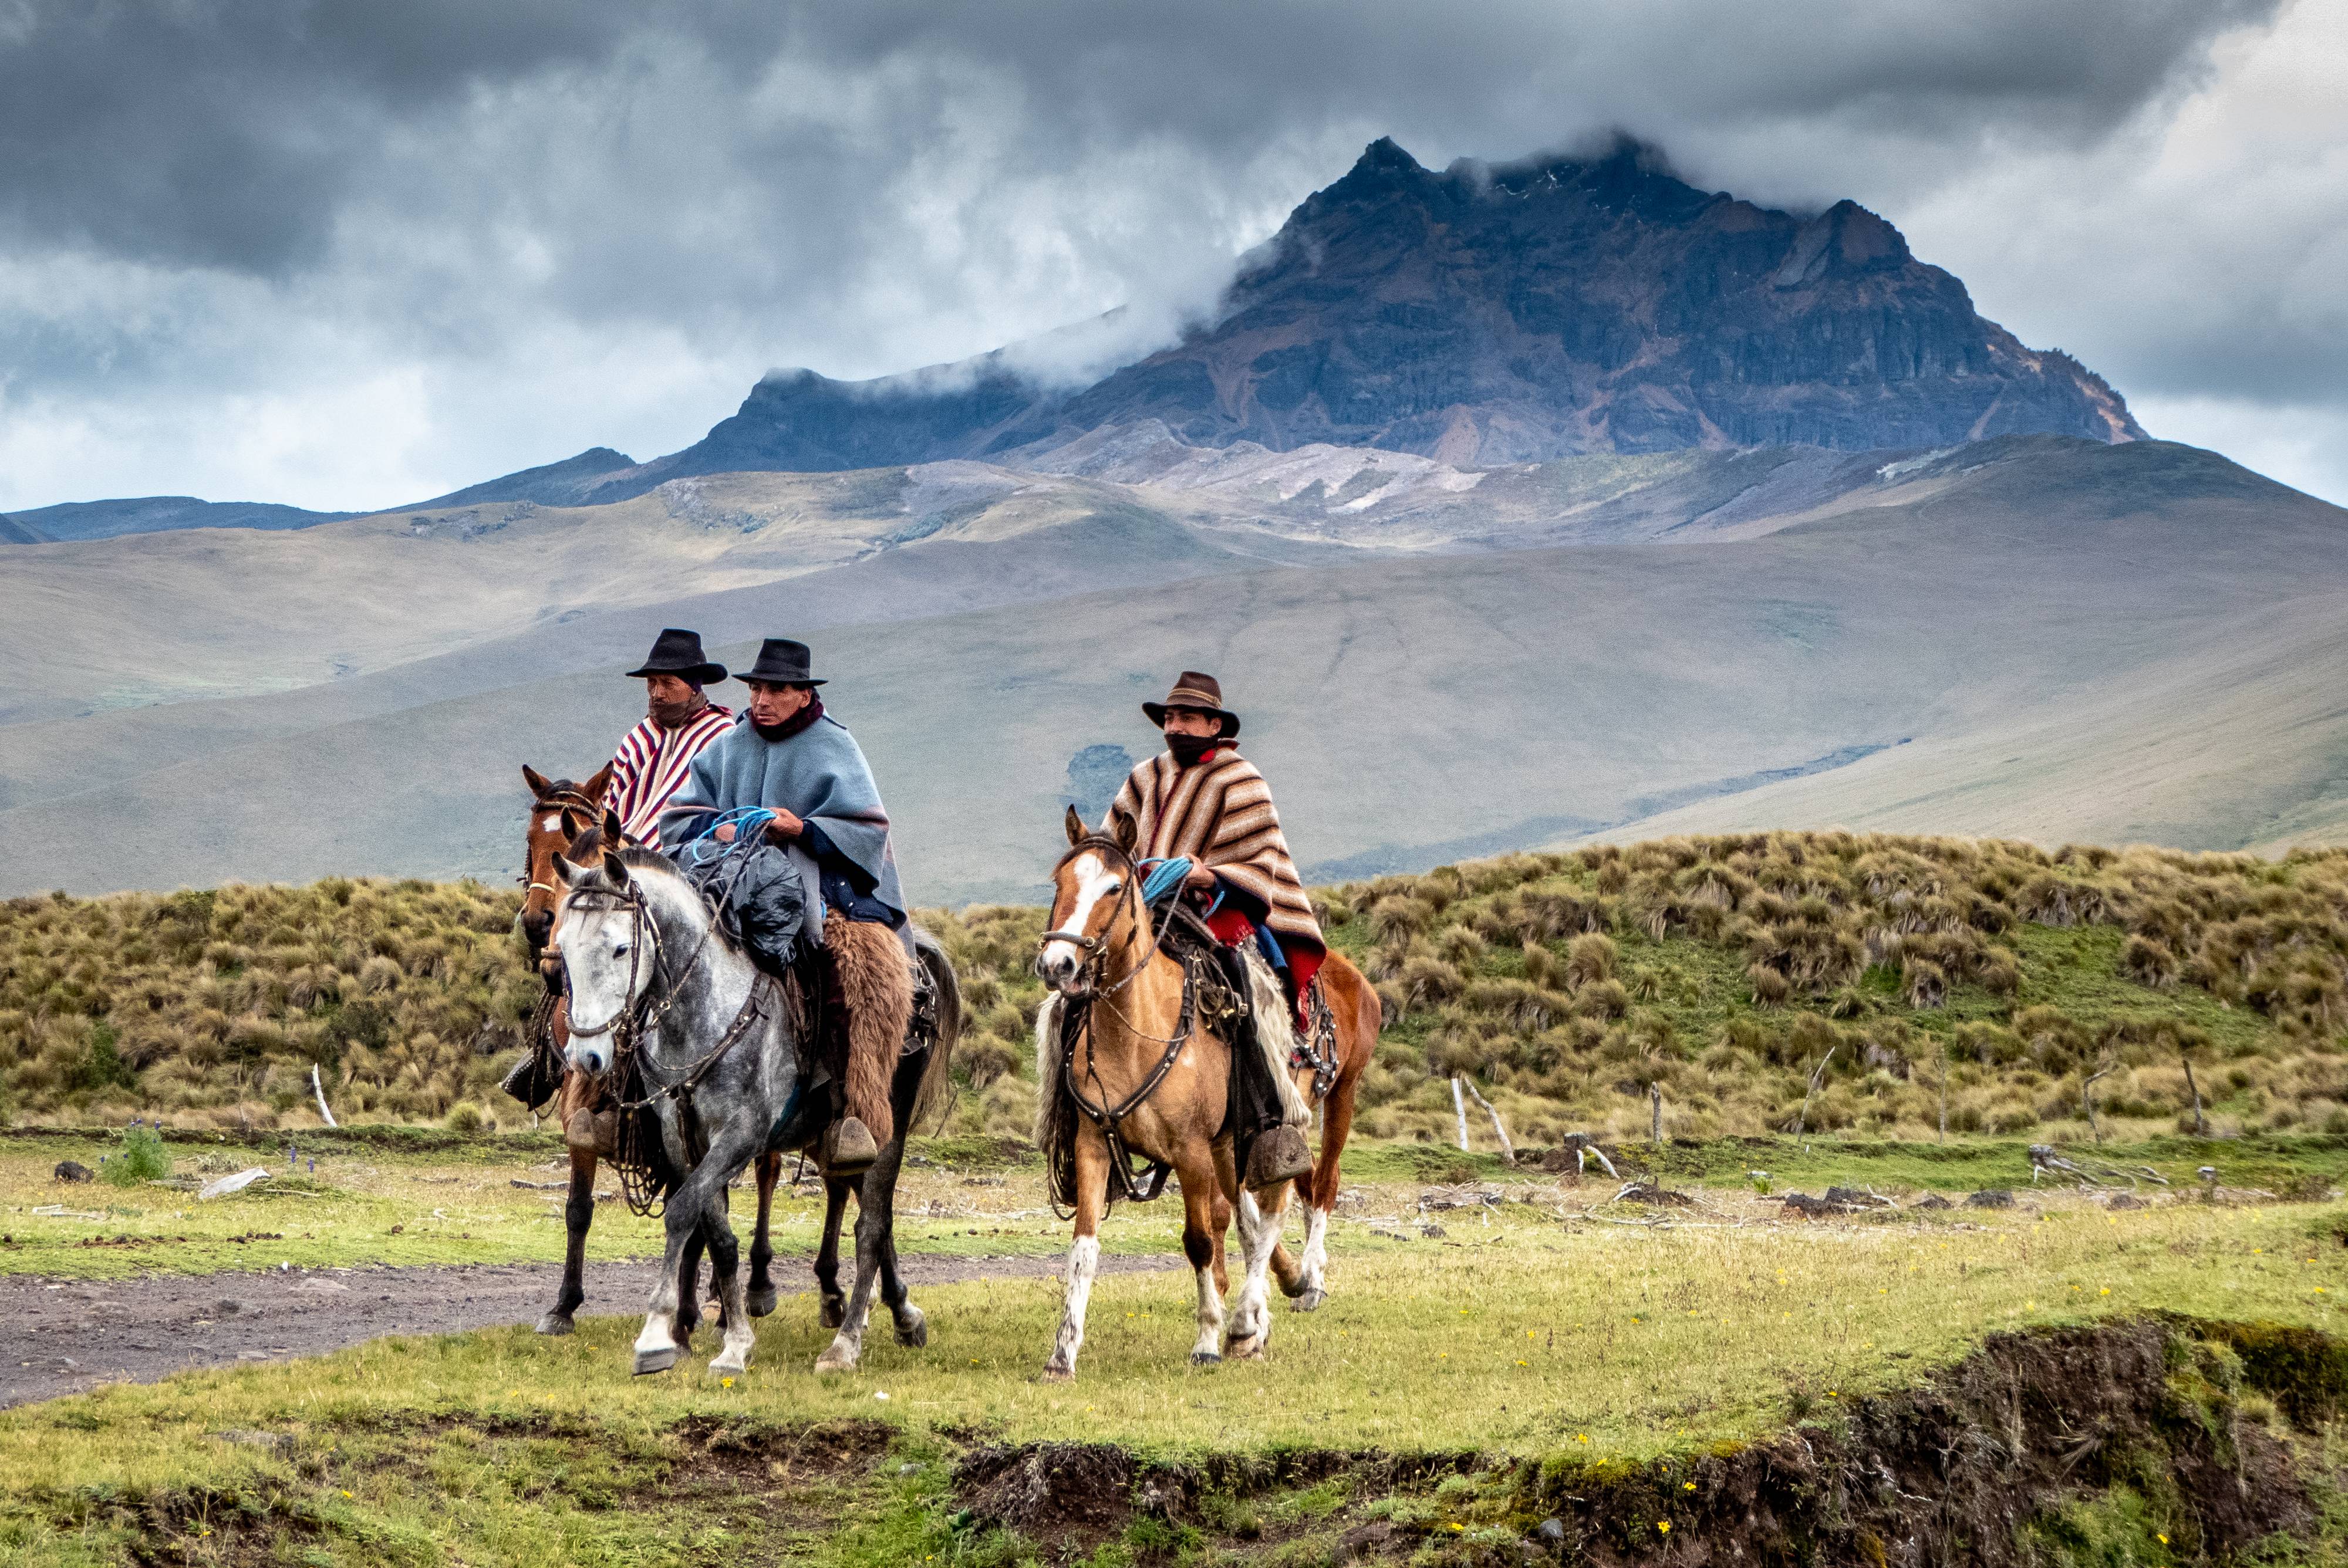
[748,681,812,727]
[645,673,695,722]
[1162,708,1221,741]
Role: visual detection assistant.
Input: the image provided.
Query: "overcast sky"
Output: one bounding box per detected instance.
[1,0,2340,512]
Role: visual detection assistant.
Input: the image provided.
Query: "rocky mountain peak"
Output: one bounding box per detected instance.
[583,132,2145,495]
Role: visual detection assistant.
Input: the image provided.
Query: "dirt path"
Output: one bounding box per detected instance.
[2,1252,1174,1408]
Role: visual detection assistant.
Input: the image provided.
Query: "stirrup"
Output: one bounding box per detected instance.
[1245,1124,1313,1188]
[822,1117,880,1176]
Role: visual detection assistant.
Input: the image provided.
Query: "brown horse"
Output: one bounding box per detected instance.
[1033,806,1379,1378]
[517,765,788,1335]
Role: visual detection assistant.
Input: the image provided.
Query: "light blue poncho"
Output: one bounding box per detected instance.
[657,711,906,919]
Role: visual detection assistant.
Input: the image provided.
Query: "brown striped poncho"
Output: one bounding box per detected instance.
[1103,746,1324,956]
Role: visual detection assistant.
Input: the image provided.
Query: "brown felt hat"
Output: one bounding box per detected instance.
[1142,670,1239,737]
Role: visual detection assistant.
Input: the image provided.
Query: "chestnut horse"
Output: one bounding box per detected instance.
[1032,806,1378,1378]
[518,765,787,1334]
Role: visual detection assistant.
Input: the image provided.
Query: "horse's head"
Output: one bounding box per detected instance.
[549,844,655,1074]
[1037,805,1143,996]
[520,763,615,957]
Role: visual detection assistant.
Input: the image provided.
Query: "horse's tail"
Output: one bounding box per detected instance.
[909,931,961,1133]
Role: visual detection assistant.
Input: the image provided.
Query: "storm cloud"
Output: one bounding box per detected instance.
[0,0,2339,511]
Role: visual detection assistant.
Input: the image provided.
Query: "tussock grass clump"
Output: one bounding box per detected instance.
[12,832,2348,1146]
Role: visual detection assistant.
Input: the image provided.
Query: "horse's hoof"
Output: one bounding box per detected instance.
[895,1307,929,1349]
[633,1346,680,1377]
[709,1357,748,1378]
[814,1342,859,1374]
[535,1311,576,1336]
[1290,1288,1326,1313]
[820,1297,846,1330]
[1040,1363,1075,1383]
[1189,1350,1223,1367]
[1227,1336,1267,1360]
[747,1286,778,1319]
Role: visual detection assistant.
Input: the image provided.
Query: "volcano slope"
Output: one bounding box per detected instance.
[1,435,2342,900]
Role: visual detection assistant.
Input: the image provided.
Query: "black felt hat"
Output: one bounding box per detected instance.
[1142,670,1239,737]
[625,627,727,685]
[737,637,827,687]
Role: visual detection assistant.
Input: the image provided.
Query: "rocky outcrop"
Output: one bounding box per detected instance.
[605,135,2142,489]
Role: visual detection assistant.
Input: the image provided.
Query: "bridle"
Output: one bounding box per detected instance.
[522,787,610,898]
[1037,834,1151,1004]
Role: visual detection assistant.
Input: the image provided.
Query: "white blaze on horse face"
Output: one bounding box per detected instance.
[1040,852,1121,991]
[542,816,561,833]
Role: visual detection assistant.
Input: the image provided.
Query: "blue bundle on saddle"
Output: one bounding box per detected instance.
[672,809,808,976]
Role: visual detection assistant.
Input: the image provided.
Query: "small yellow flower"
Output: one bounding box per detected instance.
[1658,1520,1671,1534]
[1517,1360,1528,1366]
[721,1376,736,1388]
[1449,1522,1465,1532]
[340,1489,352,1499]
[1576,1433,1590,1443]
[2099,1287,2110,1296]
[1683,1481,1696,1491]
[2157,1533,2168,1545]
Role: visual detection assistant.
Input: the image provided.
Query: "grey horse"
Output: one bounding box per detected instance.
[551,843,956,1376]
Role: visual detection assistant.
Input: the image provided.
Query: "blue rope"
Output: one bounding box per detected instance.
[678,807,777,867]
[1139,856,1193,907]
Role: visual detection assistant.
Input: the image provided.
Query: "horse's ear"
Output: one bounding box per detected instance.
[523,764,554,798]
[551,852,583,887]
[1064,805,1086,847]
[602,807,625,844]
[583,762,615,801]
[1111,808,1139,855]
[603,852,630,887]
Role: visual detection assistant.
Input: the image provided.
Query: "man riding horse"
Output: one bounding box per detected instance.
[659,637,911,1178]
[1104,671,1317,1188]
[606,627,736,849]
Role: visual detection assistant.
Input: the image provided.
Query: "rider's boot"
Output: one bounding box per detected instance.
[822,1116,880,1178]
[1246,1123,1313,1188]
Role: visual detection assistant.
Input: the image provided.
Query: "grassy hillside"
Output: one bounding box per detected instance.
[8,832,2348,1147]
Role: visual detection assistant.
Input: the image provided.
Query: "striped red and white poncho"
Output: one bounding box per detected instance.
[605,701,733,848]
[1104,746,1325,958]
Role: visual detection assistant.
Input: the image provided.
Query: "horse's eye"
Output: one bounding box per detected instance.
[613,942,630,957]
[1107,880,1124,896]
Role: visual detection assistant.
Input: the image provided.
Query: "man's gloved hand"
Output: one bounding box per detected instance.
[764,810,805,843]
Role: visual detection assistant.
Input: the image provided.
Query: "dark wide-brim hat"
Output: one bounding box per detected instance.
[625,627,727,685]
[738,637,827,687]
[1142,670,1239,737]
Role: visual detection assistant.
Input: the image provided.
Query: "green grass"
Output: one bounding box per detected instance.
[2,1193,2343,1564]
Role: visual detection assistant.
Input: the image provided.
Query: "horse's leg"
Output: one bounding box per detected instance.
[1184,1162,1232,1366]
[535,1143,598,1336]
[670,1219,707,1349]
[747,1150,782,1319]
[703,1180,757,1377]
[868,1130,927,1349]
[1226,1182,1290,1359]
[632,1188,697,1376]
[814,1158,893,1373]
[1042,1128,1111,1381]
[1290,1080,1355,1310]
[814,1175,852,1329]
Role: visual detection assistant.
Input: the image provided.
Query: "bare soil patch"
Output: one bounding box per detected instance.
[1,1252,1173,1409]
